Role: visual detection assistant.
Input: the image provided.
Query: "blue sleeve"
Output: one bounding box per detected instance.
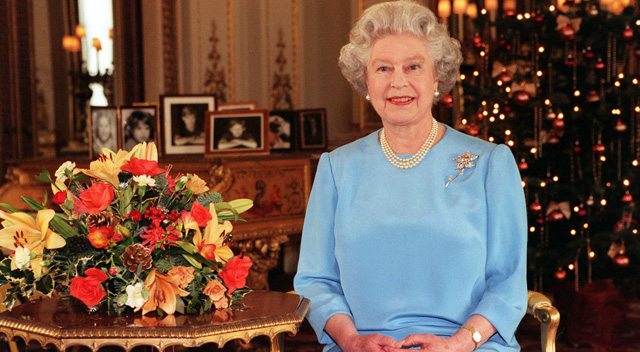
[472,145,528,344]
[293,153,352,345]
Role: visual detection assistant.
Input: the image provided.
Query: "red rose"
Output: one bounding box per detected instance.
[53,191,67,205]
[76,183,114,214]
[220,255,252,294]
[84,268,108,281]
[191,202,212,227]
[70,268,107,307]
[121,158,165,177]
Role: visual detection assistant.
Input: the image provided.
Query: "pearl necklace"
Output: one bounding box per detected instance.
[379,117,439,169]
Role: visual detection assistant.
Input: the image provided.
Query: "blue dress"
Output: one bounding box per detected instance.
[294,124,528,351]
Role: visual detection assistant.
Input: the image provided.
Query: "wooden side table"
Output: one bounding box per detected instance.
[0,291,309,352]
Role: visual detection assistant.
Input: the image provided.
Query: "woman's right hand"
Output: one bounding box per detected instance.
[325,314,400,352]
[341,333,400,352]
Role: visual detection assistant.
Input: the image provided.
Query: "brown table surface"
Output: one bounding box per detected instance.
[0,290,309,351]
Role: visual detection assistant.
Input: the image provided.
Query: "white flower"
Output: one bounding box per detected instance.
[125,282,147,309]
[54,161,76,183]
[12,247,31,270]
[133,175,156,187]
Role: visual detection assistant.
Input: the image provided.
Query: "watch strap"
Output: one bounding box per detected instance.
[461,324,482,350]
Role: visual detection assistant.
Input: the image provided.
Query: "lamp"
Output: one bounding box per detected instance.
[62,24,114,147]
[438,0,451,18]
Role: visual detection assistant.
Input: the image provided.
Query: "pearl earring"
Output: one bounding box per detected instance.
[434,90,440,98]
[365,94,371,102]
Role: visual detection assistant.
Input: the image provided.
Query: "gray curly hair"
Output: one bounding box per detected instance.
[338,0,462,102]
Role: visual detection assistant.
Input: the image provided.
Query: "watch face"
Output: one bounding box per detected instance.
[472,331,482,342]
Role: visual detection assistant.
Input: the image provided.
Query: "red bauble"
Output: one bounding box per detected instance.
[586,90,600,103]
[613,254,630,268]
[548,210,565,222]
[473,33,483,48]
[595,58,605,70]
[518,159,529,171]
[554,269,567,280]
[577,208,587,217]
[553,118,565,129]
[513,91,531,106]
[582,46,595,60]
[534,13,545,26]
[615,120,628,133]
[560,25,576,40]
[594,143,606,154]
[622,193,633,203]
[635,48,640,58]
[529,202,542,213]
[546,109,557,120]
[475,111,484,121]
[504,9,516,17]
[503,104,512,113]
[497,72,513,84]
[439,94,454,108]
[565,55,575,68]
[572,143,582,153]
[465,124,480,137]
[623,26,634,40]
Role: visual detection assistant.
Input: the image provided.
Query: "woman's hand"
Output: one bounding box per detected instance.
[342,333,401,352]
[384,333,471,352]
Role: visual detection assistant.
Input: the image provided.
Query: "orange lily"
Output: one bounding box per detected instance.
[192,204,233,263]
[77,149,135,186]
[184,174,210,195]
[139,268,189,315]
[0,209,66,276]
[132,142,159,162]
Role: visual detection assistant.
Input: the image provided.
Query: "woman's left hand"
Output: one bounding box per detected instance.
[383,333,470,352]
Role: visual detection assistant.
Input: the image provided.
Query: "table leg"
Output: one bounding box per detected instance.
[270,334,284,352]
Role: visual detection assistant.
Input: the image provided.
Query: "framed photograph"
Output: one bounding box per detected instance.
[269,110,297,151]
[89,106,119,158]
[161,95,216,155]
[120,105,160,152]
[205,109,270,156]
[217,101,258,111]
[298,108,327,150]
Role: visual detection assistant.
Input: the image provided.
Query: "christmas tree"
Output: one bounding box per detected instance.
[454,0,640,295]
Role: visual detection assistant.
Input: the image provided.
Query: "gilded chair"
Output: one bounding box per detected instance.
[527,290,560,352]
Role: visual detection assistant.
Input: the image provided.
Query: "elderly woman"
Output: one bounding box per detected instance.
[293,1,527,352]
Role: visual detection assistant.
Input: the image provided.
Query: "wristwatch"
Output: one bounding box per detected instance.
[462,324,482,350]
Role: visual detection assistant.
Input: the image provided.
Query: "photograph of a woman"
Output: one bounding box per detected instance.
[173,105,206,146]
[89,107,118,158]
[161,95,215,155]
[121,108,157,151]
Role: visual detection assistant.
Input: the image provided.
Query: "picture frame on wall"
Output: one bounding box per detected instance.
[205,109,270,156]
[89,106,119,159]
[217,101,258,111]
[269,110,297,152]
[161,95,215,155]
[120,105,160,152]
[298,108,327,150]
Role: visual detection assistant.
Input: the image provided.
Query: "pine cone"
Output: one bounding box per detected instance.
[67,236,91,253]
[122,244,153,272]
[86,211,120,229]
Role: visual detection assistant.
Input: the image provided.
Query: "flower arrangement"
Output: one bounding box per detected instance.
[0,142,254,315]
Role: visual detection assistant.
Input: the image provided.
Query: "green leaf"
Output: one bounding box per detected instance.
[35,168,53,183]
[181,254,202,269]
[0,203,19,213]
[228,199,254,214]
[35,274,54,295]
[175,296,185,314]
[176,241,198,254]
[117,294,128,306]
[142,288,149,300]
[21,196,45,211]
